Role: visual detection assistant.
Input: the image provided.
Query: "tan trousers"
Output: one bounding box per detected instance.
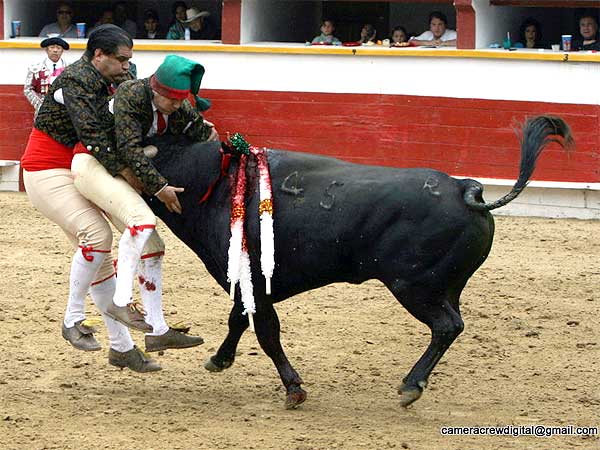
[24,165,165,283]
[23,168,115,282]
[71,153,160,232]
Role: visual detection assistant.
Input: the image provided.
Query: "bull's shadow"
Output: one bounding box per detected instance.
[145,116,572,409]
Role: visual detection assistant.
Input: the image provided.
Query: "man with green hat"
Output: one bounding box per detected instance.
[71,54,217,354]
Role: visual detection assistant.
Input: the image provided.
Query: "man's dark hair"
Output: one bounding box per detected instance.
[171,1,187,16]
[578,12,599,24]
[519,17,542,43]
[85,23,133,58]
[429,11,448,26]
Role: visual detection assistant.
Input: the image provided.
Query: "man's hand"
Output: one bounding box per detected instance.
[204,119,220,142]
[156,185,184,214]
[119,167,144,194]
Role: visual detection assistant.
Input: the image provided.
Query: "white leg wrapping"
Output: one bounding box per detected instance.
[64,248,106,328]
[137,256,169,336]
[90,276,135,353]
[113,227,154,307]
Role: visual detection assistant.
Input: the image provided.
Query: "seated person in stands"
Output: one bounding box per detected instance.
[410,11,456,47]
[390,25,409,46]
[39,2,78,38]
[514,17,543,49]
[166,1,188,40]
[311,19,341,45]
[138,9,164,39]
[113,1,137,37]
[359,23,381,45]
[184,7,218,40]
[89,8,114,35]
[573,13,600,51]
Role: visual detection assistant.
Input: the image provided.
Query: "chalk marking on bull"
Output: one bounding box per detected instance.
[423,176,441,197]
[319,181,344,210]
[281,171,304,195]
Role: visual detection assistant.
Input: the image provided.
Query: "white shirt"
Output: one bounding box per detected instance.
[411,29,457,42]
[146,100,170,138]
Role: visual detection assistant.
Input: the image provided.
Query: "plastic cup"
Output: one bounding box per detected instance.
[561,34,572,52]
[551,44,560,52]
[76,22,86,38]
[11,20,21,37]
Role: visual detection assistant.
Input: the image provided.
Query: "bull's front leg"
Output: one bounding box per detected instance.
[204,300,248,372]
[254,300,306,409]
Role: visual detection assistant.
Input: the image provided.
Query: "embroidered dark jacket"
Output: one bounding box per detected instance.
[34,55,125,176]
[114,77,212,194]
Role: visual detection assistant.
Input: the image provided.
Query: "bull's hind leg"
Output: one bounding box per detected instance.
[390,286,464,407]
[204,300,248,372]
[253,301,306,410]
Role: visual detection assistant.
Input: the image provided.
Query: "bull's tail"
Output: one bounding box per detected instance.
[463,115,574,211]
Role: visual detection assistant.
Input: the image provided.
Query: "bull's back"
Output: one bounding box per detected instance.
[260,150,494,295]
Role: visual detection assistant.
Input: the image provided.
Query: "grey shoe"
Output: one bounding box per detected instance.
[108,346,162,373]
[105,301,153,332]
[145,328,204,353]
[62,320,102,352]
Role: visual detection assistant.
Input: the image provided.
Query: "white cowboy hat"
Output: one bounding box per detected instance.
[184,7,210,23]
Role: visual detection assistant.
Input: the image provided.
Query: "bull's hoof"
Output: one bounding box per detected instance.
[398,382,424,407]
[284,386,307,410]
[204,356,233,372]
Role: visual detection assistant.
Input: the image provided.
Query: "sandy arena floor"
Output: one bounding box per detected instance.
[0,191,598,450]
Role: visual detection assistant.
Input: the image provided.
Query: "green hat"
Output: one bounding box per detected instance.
[150,55,211,110]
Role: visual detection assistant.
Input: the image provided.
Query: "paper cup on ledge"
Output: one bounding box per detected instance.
[551,44,560,52]
[76,22,86,38]
[561,34,572,52]
[11,20,21,37]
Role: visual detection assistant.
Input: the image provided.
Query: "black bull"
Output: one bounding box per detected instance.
[145,116,572,409]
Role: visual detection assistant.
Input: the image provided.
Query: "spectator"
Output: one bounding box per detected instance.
[88,8,114,35]
[514,17,543,49]
[311,19,341,45]
[94,8,114,27]
[573,13,600,51]
[183,7,217,40]
[166,1,188,40]
[39,2,78,38]
[24,37,70,116]
[410,11,457,47]
[359,23,380,45]
[390,25,409,46]
[138,9,164,39]
[113,1,137,37]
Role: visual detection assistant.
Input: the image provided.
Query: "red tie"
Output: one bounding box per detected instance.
[157,112,167,135]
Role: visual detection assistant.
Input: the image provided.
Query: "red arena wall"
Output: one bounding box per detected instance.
[1,86,598,187]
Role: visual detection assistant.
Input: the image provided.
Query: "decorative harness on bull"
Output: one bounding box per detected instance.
[220,133,275,332]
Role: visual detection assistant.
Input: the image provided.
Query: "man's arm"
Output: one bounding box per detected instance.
[114,81,169,195]
[23,66,43,111]
[62,75,123,175]
[176,100,219,142]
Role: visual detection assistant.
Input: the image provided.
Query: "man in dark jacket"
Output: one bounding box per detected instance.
[72,55,216,354]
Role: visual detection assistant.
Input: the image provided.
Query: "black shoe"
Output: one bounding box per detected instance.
[105,301,153,333]
[108,346,162,373]
[62,320,101,352]
[145,328,204,352]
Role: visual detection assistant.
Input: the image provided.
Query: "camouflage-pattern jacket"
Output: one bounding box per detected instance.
[34,55,125,176]
[114,77,213,195]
